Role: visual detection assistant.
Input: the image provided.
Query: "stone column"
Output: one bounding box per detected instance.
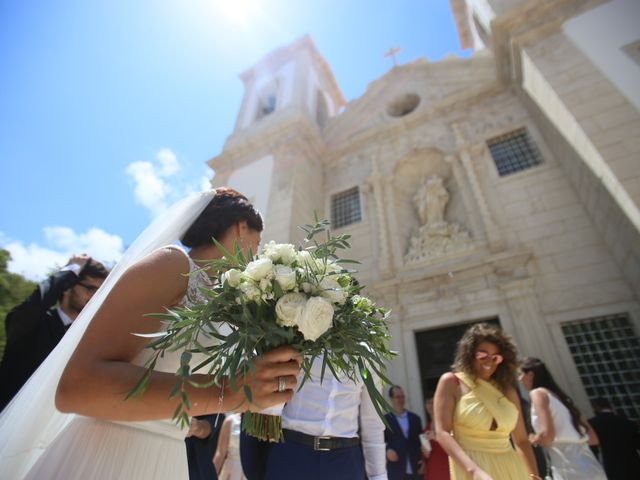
[366,157,393,277]
[499,278,571,388]
[451,123,504,251]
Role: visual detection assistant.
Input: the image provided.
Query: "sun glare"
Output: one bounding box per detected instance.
[215,0,260,26]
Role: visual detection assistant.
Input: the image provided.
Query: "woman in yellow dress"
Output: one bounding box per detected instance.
[434,323,540,480]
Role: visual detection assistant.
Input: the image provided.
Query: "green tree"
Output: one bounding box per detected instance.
[0,249,36,357]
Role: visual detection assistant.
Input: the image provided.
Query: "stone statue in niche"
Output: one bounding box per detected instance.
[406,174,473,263]
[415,175,449,226]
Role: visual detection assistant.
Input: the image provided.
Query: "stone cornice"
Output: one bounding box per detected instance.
[208,112,326,173]
[370,246,532,291]
[489,0,608,84]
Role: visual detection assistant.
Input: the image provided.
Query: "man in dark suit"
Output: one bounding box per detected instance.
[588,397,640,480]
[384,385,423,480]
[185,414,225,480]
[0,254,107,410]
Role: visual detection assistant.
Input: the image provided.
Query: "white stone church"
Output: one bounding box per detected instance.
[208,0,640,423]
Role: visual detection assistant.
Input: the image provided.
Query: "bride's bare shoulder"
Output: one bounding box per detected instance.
[130,246,190,275]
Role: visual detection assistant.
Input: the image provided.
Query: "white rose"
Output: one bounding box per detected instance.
[274,265,297,291]
[223,268,242,288]
[245,258,273,281]
[297,250,319,271]
[319,276,347,305]
[239,281,261,302]
[264,241,297,265]
[298,296,334,341]
[275,293,307,327]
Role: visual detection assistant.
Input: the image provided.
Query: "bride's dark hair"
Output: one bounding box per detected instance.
[520,357,586,436]
[181,187,263,248]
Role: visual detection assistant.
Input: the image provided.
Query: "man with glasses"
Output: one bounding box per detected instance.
[0,254,108,410]
[384,385,423,480]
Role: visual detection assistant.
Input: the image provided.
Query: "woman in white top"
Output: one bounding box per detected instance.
[519,357,606,480]
[0,188,301,480]
[215,413,246,480]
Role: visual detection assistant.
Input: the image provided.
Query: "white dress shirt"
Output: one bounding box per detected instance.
[282,356,387,480]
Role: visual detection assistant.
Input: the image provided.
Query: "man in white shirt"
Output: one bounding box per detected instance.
[241,356,387,480]
[384,386,423,480]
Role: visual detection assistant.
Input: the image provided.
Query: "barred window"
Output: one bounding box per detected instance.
[486,128,543,176]
[331,187,361,229]
[562,313,640,423]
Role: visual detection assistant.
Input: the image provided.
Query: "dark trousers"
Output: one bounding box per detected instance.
[264,440,366,480]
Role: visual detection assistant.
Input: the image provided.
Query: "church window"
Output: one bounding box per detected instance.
[255,81,279,121]
[562,313,640,424]
[316,90,329,129]
[486,128,543,177]
[331,187,361,229]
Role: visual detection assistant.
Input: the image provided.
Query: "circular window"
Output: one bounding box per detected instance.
[386,93,421,117]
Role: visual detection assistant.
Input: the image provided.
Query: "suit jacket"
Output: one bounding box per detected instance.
[0,269,78,410]
[185,414,225,480]
[384,410,423,480]
[589,411,640,480]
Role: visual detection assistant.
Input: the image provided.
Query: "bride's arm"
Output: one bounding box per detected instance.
[56,247,299,421]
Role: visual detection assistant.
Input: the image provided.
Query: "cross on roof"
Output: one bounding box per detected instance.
[384,47,401,67]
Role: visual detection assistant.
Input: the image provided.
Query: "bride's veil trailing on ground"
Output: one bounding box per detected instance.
[0,190,216,479]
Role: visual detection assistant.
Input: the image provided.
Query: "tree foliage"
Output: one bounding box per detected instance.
[0,249,36,357]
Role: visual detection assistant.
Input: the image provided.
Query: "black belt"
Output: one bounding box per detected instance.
[282,429,360,451]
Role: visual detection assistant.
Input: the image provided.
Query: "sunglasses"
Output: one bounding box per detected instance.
[475,351,504,364]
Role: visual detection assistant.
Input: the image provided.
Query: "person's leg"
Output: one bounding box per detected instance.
[264,441,316,480]
[239,430,271,480]
[317,445,366,480]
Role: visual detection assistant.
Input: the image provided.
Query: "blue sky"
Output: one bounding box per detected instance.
[0,0,470,280]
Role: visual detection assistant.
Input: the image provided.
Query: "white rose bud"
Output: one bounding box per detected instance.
[297,250,317,270]
[298,296,334,341]
[274,265,297,291]
[245,258,273,281]
[319,276,347,305]
[264,241,297,265]
[239,282,261,302]
[275,292,307,327]
[223,268,242,288]
[259,278,271,292]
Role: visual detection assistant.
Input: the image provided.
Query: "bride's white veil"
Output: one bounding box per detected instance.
[0,190,215,479]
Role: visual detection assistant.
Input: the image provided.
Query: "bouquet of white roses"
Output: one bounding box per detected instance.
[129,219,395,442]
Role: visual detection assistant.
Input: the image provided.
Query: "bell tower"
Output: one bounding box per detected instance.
[208,35,345,244]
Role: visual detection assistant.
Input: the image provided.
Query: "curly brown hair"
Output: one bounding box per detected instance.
[451,323,518,392]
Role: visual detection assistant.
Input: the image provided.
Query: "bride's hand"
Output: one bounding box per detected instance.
[236,346,301,411]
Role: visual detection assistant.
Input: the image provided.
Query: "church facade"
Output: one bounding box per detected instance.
[208,0,640,422]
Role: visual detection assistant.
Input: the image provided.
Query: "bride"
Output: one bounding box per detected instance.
[0,187,301,479]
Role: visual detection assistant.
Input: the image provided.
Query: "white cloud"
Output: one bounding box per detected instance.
[2,227,124,281]
[126,149,215,218]
[126,160,169,217]
[156,148,180,176]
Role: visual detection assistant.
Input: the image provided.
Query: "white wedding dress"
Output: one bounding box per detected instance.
[531,391,606,480]
[23,248,212,480]
[219,413,246,480]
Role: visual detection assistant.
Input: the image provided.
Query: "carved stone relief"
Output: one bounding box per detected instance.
[405,174,473,262]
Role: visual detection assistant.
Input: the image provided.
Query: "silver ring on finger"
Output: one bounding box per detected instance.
[277,375,286,393]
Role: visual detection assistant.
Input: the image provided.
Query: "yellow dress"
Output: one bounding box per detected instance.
[449,372,529,480]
